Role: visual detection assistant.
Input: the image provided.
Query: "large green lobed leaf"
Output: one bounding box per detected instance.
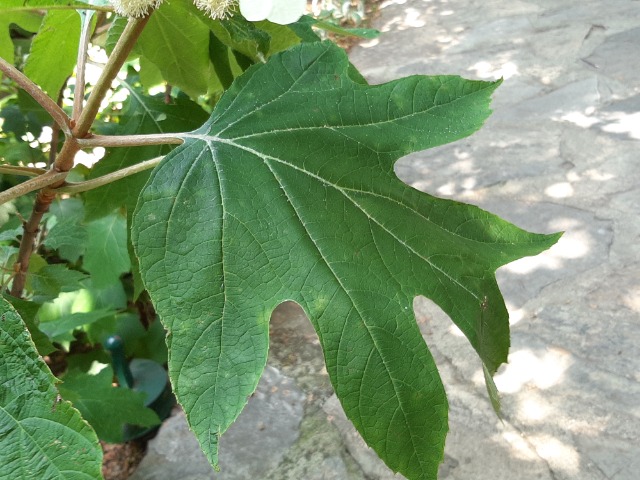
[132,41,559,479]
[0,298,102,479]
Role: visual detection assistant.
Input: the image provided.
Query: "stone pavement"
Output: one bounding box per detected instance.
[132,1,640,479]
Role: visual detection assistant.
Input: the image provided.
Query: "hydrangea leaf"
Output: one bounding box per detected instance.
[0,298,102,479]
[132,41,560,480]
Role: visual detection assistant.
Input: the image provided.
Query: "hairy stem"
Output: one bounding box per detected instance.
[5,5,113,13]
[0,57,72,137]
[73,15,151,138]
[9,184,59,297]
[72,10,95,121]
[8,13,151,298]
[8,139,80,297]
[0,170,68,205]
[59,156,163,194]
[77,133,184,148]
[0,165,48,177]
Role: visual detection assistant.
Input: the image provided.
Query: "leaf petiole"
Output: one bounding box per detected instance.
[0,57,72,137]
[73,15,151,138]
[76,133,183,148]
[72,9,95,122]
[59,156,163,194]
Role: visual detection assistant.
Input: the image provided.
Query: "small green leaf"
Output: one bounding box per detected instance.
[307,17,380,39]
[23,9,81,99]
[0,245,18,271]
[0,297,103,479]
[45,198,88,263]
[39,308,116,342]
[137,0,210,97]
[58,367,161,443]
[105,14,127,55]
[205,15,270,62]
[27,264,88,301]
[138,55,165,92]
[0,226,21,243]
[133,42,560,479]
[84,212,130,288]
[255,20,303,54]
[0,11,42,68]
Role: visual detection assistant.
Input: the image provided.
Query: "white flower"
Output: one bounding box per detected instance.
[193,0,236,19]
[239,0,306,25]
[110,0,162,17]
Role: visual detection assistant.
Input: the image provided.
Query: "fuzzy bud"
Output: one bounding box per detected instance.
[193,0,237,19]
[110,0,162,17]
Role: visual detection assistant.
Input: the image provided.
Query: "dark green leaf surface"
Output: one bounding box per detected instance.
[0,298,103,479]
[132,42,559,479]
[58,367,160,443]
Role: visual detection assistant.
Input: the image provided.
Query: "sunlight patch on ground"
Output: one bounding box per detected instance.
[469,60,519,80]
[555,107,640,140]
[531,435,580,474]
[544,182,574,199]
[494,347,572,393]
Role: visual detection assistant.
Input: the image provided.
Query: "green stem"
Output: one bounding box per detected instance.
[3,5,113,13]
[58,156,163,194]
[73,15,151,138]
[0,165,48,177]
[72,10,95,122]
[0,57,72,137]
[0,170,68,206]
[77,133,184,148]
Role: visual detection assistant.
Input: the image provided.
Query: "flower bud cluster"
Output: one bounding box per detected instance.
[110,0,306,24]
[109,0,162,18]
